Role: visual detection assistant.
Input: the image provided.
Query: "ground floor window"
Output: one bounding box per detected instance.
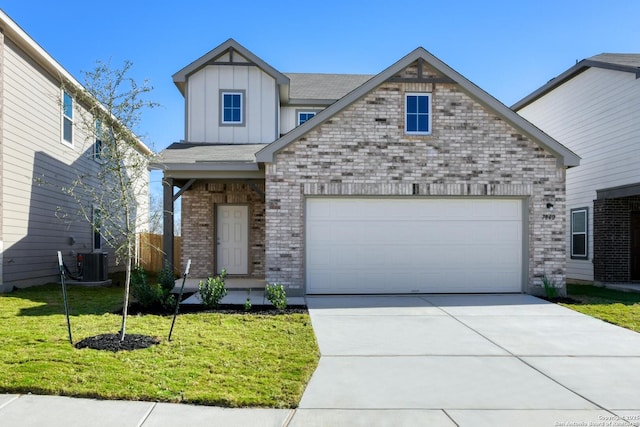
[571,207,588,259]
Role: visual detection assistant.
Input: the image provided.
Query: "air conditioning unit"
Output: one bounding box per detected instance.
[79,252,108,281]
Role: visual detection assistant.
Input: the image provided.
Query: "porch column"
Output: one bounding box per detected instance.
[162,176,174,271]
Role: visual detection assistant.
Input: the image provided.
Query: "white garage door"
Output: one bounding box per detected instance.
[306,198,523,294]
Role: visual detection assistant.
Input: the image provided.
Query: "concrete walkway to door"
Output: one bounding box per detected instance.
[292,294,640,426]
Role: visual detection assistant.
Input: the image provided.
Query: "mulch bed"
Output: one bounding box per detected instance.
[74,333,160,352]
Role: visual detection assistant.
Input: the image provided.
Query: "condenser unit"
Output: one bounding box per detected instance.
[79,252,108,281]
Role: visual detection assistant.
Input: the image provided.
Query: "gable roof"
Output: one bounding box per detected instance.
[512,53,640,111]
[257,47,580,167]
[172,38,289,95]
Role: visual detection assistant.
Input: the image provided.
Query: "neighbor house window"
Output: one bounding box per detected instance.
[220,91,245,125]
[297,111,316,125]
[571,208,588,259]
[93,207,102,251]
[94,119,103,160]
[62,91,73,144]
[405,93,431,134]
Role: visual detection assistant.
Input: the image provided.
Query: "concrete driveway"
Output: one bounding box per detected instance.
[290,294,640,427]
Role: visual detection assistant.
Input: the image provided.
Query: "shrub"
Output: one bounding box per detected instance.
[244,289,252,312]
[131,265,176,311]
[265,283,287,310]
[199,269,227,309]
[131,266,162,309]
[542,274,559,299]
[158,261,175,295]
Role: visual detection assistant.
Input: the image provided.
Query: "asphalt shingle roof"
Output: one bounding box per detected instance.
[588,53,640,68]
[154,143,266,164]
[284,73,373,101]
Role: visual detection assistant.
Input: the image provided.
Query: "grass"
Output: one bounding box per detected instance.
[562,284,640,333]
[0,283,319,408]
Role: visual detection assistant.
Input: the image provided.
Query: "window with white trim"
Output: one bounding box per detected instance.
[571,208,588,259]
[297,111,316,125]
[94,119,103,160]
[405,93,431,134]
[220,91,244,125]
[62,91,73,144]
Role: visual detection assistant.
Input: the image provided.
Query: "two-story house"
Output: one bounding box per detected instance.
[0,10,152,291]
[514,54,640,286]
[152,39,579,297]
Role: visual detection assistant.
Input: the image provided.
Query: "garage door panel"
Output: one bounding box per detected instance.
[306,198,523,294]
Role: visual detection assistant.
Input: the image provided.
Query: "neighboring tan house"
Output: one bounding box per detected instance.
[152,39,579,296]
[514,54,640,286]
[0,10,152,291]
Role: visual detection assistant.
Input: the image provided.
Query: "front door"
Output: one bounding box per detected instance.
[216,205,249,275]
[632,212,640,281]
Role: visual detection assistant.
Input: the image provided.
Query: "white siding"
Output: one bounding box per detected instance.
[518,67,640,281]
[1,37,149,287]
[187,65,277,143]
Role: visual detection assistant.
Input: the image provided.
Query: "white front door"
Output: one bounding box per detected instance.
[217,205,249,275]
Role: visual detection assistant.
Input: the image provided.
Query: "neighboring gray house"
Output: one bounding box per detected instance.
[514,54,640,285]
[152,39,579,296]
[0,10,152,291]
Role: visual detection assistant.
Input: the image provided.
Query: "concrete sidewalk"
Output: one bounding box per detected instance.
[3,294,640,426]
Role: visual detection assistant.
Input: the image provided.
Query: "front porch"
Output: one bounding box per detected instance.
[171,277,307,306]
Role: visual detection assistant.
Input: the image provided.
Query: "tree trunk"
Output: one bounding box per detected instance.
[120,243,132,341]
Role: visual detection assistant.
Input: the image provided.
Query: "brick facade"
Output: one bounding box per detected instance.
[266,62,567,296]
[594,196,640,283]
[180,181,265,278]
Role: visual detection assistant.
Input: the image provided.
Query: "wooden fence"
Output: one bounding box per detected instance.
[137,233,182,273]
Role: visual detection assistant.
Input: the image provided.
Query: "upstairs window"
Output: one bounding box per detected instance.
[571,208,588,259]
[220,91,245,125]
[405,93,431,135]
[94,119,103,160]
[62,91,73,144]
[298,111,316,125]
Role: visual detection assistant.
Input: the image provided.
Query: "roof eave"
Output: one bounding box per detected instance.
[0,9,153,157]
[172,38,290,96]
[149,161,259,172]
[512,59,640,111]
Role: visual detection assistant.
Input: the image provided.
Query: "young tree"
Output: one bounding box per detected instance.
[63,60,157,341]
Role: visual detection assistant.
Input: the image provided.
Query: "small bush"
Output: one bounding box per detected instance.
[199,269,227,309]
[131,265,176,311]
[244,289,252,311]
[542,274,559,299]
[158,261,175,295]
[265,283,287,310]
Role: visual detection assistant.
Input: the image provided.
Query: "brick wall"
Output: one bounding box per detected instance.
[180,181,265,278]
[266,61,567,296]
[594,196,640,283]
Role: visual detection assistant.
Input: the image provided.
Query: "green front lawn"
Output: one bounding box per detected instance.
[0,284,319,408]
[562,284,640,333]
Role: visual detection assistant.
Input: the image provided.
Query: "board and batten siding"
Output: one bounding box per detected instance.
[187,65,277,143]
[518,67,640,282]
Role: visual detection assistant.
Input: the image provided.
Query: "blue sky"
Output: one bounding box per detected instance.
[2,0,639,193]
